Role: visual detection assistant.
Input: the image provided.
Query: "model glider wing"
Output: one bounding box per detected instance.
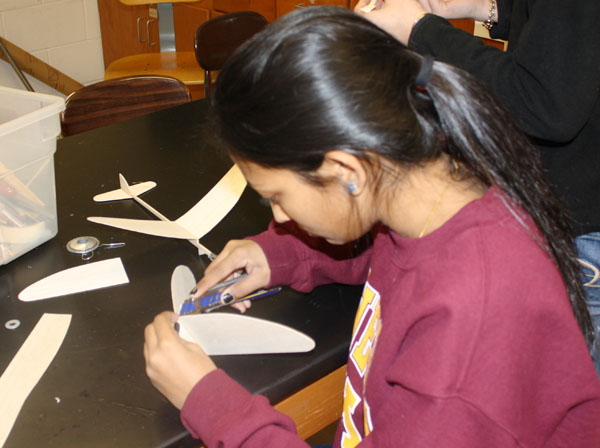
[170,265,315,355]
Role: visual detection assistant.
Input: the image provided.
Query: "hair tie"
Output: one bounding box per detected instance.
[414,55,435,92]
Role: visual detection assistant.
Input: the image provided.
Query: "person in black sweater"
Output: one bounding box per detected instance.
[356,0,600,374]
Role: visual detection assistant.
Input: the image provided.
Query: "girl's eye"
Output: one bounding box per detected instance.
[259,197,272,207]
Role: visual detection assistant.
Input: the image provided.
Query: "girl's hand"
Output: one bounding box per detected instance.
[418,0,492,22]
[354,0,427,44]
[144,311,217,410]
[193,240,271,313]
[355,0,492,38]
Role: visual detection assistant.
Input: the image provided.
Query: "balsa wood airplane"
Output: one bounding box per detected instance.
[88,165,247,259]
[171,265,315,355]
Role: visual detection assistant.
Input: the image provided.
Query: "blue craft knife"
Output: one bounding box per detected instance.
[179,286,282,315]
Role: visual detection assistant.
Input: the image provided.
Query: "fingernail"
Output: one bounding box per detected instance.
[221,293,234,305]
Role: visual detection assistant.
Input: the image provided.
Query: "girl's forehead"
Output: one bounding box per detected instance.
[236,161,295,190]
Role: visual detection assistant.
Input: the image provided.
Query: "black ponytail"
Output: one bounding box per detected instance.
[422,61,594,345]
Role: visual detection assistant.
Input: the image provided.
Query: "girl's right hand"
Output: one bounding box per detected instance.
[355,0,491,41]
[192,239,271,313]
[354,0,427,44]
[418,0,491,22]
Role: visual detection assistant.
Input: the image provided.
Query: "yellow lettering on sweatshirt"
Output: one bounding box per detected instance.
[341,377,362,448]
[341,281,381,446]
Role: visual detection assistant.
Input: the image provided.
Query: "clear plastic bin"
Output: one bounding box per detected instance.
[0,86,65,265]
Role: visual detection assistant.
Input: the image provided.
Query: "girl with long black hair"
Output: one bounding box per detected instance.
[144,7,600,447]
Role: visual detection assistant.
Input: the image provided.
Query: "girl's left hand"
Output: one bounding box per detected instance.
[354,0,427,44]
[144,311,217,410]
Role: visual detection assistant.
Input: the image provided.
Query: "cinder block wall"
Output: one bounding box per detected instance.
[0,0,104,95]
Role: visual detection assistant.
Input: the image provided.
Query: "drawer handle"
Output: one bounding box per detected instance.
[146,18,157,46]
[136,17,147,43]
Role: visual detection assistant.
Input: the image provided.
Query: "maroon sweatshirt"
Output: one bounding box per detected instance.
[181,188,600,447]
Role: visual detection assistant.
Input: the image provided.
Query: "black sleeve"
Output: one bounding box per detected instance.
[490,0,511,40]
[408,0,600,144]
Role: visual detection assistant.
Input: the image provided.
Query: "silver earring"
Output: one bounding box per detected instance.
[347,183,357,194]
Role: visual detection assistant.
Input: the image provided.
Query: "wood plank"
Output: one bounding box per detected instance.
[0,37,82,96]
[274,365,346,440]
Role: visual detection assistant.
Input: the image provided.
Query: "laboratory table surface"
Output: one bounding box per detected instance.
[0,99,361,447]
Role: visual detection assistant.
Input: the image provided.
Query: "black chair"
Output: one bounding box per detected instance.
[60,75,191,136]
[194,11,267,97]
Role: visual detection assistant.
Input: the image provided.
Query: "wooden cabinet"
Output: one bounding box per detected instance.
[98,0,160,69]
[98,0,500,71]
[98,0,364,64]
[100,0,504,103]
[172,1,212,52]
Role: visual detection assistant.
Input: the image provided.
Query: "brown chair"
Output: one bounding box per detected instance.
[60,75,192,136]
[194,11,267,97]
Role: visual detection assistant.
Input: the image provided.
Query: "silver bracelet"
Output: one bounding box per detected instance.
[482,0,496,31]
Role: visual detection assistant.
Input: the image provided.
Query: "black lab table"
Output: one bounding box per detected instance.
[0,99,361,447]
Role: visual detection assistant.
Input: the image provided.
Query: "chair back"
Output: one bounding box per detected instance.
[61,75,191,136]
[194,11,267,97]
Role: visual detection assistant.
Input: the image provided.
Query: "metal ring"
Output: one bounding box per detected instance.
[66,236,100,255]
[5,319,21,330]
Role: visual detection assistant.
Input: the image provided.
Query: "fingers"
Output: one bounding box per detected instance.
[144,311,179,365]
[230,300,252,313]
[144,317,158,350]
[221,275,266,306]
[356,0,428,43]
[149,311,179,339]
[143,339,150,363]
[144,312,195,364]
[143,311,217,410]
[193,240,271,301]
[192,241,245,296]
[418,0,434,13]
[355,0,386,14]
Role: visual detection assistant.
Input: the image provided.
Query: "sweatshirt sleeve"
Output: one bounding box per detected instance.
[408,0,600,144]
[248,221,373,292]
[180,369,310,448]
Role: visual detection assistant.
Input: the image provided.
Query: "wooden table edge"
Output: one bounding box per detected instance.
[274,364,346,440]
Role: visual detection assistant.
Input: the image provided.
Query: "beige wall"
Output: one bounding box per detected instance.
[0,0,105,95]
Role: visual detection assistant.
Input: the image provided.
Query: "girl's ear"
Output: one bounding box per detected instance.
[318,150,368,195]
